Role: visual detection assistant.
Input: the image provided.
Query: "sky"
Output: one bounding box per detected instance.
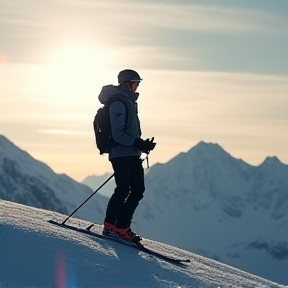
[0,0,288,181]
[0,199,284,287]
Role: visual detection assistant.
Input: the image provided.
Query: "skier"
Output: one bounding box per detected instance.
[99,69,156,243]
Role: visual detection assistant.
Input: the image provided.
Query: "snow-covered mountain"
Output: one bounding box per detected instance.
[0,135,108,223]
[82,172,115,197]
[1,134,287,284]
[133,141,288,285]
[0,199,284,288]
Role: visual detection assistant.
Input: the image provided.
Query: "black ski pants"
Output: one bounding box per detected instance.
[104,156,145,228]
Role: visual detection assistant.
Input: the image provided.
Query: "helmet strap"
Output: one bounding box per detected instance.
[119,81,133,91]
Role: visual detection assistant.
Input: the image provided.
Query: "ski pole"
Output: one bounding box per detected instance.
[61,173,114,225]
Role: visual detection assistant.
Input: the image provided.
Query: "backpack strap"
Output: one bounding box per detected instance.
[107,98,129,126]
[106,98,129,151]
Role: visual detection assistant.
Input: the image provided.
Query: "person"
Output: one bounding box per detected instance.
[98,69,156,243]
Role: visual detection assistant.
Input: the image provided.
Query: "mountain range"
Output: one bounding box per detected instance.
[0,134,107,224]
[133,142,288,284]
[0,134,287,285]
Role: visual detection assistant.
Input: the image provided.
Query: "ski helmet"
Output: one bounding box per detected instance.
[117,69,142,83]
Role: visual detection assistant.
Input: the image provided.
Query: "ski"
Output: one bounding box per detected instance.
[48,220,190,265]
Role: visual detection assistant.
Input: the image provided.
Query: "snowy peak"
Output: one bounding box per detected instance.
[261,156,285,167]
[169,141,246,170]
[0,134,54,177]
[0,134,29,156]
[0,134,12,148]
[153,141,251,191]
[0,134,28,159]
[257,155,288,182]
[188,141,227,155]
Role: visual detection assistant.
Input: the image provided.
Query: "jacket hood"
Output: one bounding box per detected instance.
[98,84,139,104]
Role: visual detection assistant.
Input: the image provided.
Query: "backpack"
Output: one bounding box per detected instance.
[93,100,127,155]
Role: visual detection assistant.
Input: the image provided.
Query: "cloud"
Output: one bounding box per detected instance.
[0,0,287,66]
[140,69,288,137]
[117,3,286,34]
[1,1,286,35]
[46,0,286,33]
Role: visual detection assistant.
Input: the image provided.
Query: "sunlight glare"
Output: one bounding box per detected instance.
[43,44,112,104]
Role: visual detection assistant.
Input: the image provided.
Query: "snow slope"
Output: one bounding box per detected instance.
[0,200,284,288]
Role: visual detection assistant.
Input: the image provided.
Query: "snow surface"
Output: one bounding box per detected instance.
[0,200,284,288]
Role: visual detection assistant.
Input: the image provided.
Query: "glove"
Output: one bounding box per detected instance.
[133,137,156,153]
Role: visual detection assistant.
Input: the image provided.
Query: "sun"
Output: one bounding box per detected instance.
[43,43,112,104]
